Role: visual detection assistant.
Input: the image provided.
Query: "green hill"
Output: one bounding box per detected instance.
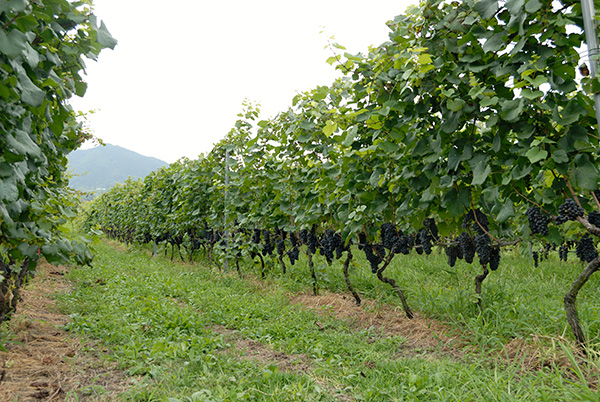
[68,144,168,194]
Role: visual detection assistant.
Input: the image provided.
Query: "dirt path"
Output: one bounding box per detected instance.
[0,261,128,401]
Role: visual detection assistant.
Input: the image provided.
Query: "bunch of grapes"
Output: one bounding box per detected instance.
[489,247,500,270]
[532,251,539,268]
[559,244,569,261]
[422,218,439,242]
[329,231,346,259]
[364,243,385,273]
[394,235,411,255]
[320,230,338,262]
[287,246,300,265]
[307,230,318,254]
[252,229,261,244]
[474,233,491,266]
[262,229,274,255]
[277,239,285,257]
[589,211,600,227]
[419,228,433,255]
[576,234,598,263]
[462,209,489,232]
[445,244,461,267]
[526,207,549,236]
[557,199,585,224]
[290,232,299,247]
[381,223,399,250]
[458,232,475,264]
[381,223,411,255]
[358,232,367,251]
[299,229,308,245]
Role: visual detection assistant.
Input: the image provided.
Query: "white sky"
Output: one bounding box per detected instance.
[70,1,417,163]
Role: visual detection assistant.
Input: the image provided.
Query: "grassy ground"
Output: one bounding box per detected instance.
[55,239,600,401]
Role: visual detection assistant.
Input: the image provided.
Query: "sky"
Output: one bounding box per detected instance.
[70,1,417,163]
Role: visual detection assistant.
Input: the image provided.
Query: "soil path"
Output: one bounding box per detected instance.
[0,261,128,401]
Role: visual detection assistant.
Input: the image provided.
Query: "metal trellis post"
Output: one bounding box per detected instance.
[581,0,600,137]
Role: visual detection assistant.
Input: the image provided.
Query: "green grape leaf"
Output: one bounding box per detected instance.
[470,154,491,185]
[18,72,45,107]
[474,0,499,18]
[497,201,515,223]
[0,28,27,58]
[0,178,18,202]
[572,154,599,191]
[525,147,548,163]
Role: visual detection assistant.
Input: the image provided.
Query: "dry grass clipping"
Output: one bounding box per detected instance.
[290,291,461,359]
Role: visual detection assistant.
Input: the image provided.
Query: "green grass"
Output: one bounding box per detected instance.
[55,240,600,401]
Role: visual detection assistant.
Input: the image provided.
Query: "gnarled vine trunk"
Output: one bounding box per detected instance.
[376,252,413,319]
[564,257,600,348]
[475,265,489,313]
[342,249,361,305]
[278,254,287,275]
[307,249,318,296]
[0,258,35,338]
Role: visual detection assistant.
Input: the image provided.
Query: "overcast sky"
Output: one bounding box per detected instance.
[70,1,416,163]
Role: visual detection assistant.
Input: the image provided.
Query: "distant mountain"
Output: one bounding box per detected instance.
[68,144,168,194]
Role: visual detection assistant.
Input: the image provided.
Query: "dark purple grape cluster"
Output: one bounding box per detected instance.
[419,228,433,255]
[462,209,489,231]
[445,244,462,267]
[394,235,411,255]
[559,244,569,261]
[276,239,285,256]
[458,232,475,264]
[364,243,385,273]
[576,234,598,263]
[299,229,308,245]
[358,232,367,250]
[262,229,274,255]
[381,223,399,250]
[320,230,341,262]
[526,207,549,236]
[588,211,600,228]
[474,233,491,266]
[532,251,539,268]
[287,246,300,265]
[252,229,261,244]
[290,232,298,247]
[489,247,500,270]
[330,231,346,259]
[556,199,585,224]
[307,230,318,254]
[380,223,411,255]
[463,210,493,266]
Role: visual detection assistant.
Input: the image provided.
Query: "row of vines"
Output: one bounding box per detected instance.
[86,0,600,349]
[0,0,115,336]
